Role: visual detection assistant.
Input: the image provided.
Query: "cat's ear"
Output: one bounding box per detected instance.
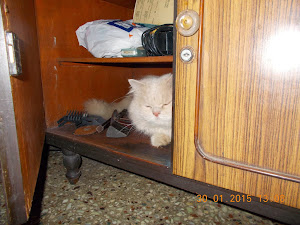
[164,73,173,87]
[128,79,145,92]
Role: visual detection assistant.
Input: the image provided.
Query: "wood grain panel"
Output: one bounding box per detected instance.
[173,0,202,179]
[1,0,45,217]
[196,0,300,181]
[173,0,300,209]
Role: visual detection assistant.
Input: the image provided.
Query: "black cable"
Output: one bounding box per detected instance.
[142,24,173,56]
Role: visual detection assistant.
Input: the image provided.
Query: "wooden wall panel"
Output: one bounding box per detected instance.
[35,0,134,127]
[45,64,172,127]
[1,0,45,217]
[173,0,300,209]
[35,0,134,59]
[35,0,172,127]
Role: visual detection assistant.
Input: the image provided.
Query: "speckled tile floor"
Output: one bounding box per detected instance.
[1,150,283,224]
[0,176,7,225]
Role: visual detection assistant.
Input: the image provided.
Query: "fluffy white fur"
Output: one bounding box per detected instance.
[84,97,132,120]
[84,73,173,147]
[128,73,173,147]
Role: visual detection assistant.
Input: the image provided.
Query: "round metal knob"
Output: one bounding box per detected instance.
[176,9,200,37]
[180,47,194,63]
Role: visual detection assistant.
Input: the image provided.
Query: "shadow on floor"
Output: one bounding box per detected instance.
[23,145,50,225]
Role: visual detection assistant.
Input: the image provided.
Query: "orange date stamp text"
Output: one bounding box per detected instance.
[197,194,285,203]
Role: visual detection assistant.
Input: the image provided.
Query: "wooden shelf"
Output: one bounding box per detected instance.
[46,124,171,168]
[57,56,173,65]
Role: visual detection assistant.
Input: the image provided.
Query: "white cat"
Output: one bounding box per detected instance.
[84,73,173,147]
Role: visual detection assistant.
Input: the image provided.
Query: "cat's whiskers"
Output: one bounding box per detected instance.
[111,94,130,104]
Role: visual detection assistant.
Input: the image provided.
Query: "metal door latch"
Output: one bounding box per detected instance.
[5,31,22,76]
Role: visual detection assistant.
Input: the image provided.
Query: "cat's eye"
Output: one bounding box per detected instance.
[162,101,171,107]
[145,105,152,108]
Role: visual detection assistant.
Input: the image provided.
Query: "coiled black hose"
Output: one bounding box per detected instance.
[141,24,173,56]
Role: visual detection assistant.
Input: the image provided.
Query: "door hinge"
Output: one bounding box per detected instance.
[5,31,22,76]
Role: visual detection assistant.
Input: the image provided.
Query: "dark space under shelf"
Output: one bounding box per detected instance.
[46,124,171,168]
[101,0,136,9]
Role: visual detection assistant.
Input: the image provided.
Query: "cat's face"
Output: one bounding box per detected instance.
[128,74,173,124]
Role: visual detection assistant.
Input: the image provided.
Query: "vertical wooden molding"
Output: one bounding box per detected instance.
[173,0,202,178]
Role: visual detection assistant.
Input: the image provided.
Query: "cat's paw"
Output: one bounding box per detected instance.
[150,133,171,147]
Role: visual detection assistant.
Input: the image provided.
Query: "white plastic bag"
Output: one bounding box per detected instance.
[76,19,149,58]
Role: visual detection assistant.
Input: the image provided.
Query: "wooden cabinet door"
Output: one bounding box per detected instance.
[0,0,45,224]
[174,0,300,210]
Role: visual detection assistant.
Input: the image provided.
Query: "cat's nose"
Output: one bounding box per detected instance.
[153,111,160,117]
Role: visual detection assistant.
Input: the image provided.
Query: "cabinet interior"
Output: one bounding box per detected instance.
[35,0,174,167]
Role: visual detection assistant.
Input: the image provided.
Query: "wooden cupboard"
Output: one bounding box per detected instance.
[174,0,300,208]
[0,0,299,224]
